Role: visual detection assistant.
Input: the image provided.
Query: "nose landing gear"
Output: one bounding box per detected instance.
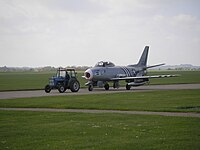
[88,85,94,91]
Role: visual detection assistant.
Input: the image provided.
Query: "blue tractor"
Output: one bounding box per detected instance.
[45,68,80,93]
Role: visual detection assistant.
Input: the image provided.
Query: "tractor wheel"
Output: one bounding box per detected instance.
[58,85,66,93]
[45,85,51,93]
[70,80,80,92]
[88,85,93,91]
[104,83,109,90]
[126,84,131,90]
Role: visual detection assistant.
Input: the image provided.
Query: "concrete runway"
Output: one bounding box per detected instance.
[0,84,200,100]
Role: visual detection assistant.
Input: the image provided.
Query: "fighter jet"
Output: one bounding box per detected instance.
[82,46,177,91]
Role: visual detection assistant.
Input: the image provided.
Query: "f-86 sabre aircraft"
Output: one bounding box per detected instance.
[82,46,177,91]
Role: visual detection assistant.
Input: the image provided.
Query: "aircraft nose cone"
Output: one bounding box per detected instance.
[84,69,93,80]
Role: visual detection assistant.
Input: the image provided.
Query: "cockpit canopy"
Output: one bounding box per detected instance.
[95,61,115,67]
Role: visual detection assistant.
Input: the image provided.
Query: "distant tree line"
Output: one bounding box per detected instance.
[0,66,91,72]
[1,64,200,72]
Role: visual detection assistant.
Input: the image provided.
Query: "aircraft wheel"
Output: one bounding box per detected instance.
[126,84,131,90]
[88,85,93,91]
[104,83,109,90]
[58,85,66,93]
[45,85,51,93]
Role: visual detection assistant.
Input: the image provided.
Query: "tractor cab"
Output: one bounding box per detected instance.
[56,68,76,79]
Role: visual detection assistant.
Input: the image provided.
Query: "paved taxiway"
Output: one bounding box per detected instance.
[0,84,200,100]
[0,107,199,118]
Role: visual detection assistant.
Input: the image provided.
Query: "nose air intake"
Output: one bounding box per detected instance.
[84,69,93,80]
[85,72,90,78]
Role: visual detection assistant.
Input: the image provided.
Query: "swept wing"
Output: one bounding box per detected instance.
[111,74,178,81]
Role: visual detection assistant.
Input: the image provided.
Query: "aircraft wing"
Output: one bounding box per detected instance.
[111,74,178,81]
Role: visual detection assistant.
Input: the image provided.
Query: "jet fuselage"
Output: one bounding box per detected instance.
[85,66,146,82]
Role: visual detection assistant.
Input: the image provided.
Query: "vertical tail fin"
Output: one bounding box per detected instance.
[137,46,149,67]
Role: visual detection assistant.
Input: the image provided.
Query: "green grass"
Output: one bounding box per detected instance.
[0,89,200,113]
[0,72,53,91]
[0,111,199,150]
[0,72,87,91]
[0,71,200,91]
[148,71,200,85]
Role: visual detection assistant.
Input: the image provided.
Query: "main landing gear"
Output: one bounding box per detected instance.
[104,83,109,90]
[88,82,132,91]
[126,84,131,90]
[88,83,110,91]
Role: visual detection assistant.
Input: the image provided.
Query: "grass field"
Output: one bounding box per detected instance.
[0,89,200,113]
[0,89,200,149]
[0,111,200,150]
[0,71,87,91]
[148,71,200,85]
[0,71,200,91]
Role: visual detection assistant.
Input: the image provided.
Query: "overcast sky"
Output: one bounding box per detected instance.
[0,0,200,67]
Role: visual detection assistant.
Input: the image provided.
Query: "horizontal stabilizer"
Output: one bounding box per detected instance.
[144,63,165,69]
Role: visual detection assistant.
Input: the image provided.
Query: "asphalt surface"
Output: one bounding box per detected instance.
[0,83,200,100]
[0,108,199,118]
